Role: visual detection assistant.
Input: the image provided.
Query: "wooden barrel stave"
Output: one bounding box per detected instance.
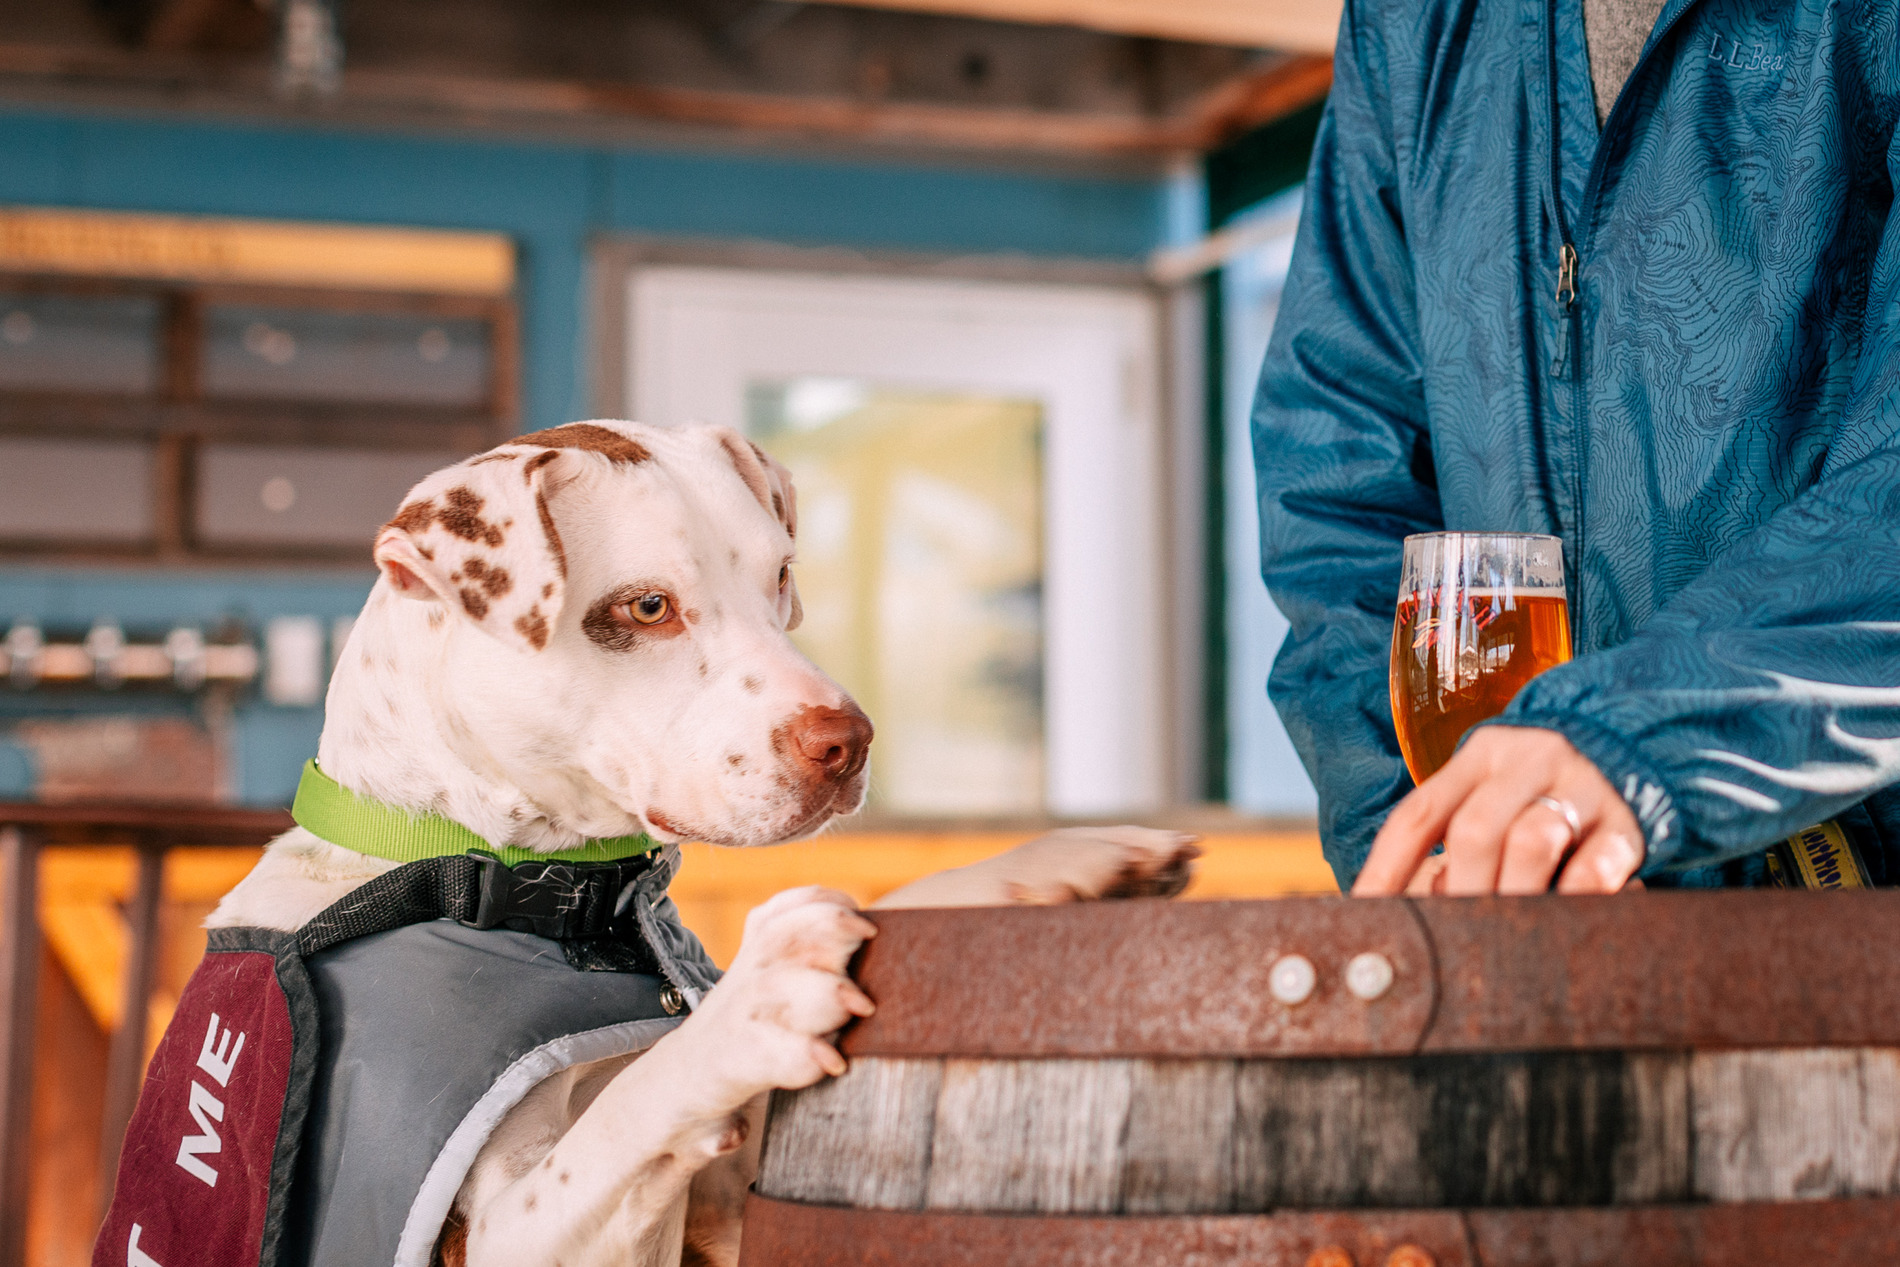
[761,1048,1900,1213]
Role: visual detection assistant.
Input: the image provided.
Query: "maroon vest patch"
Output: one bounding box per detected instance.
[95,930,317,1267]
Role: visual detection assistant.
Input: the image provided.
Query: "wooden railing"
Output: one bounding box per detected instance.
[0,804,292,1267]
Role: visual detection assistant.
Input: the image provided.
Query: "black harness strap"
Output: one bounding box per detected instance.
[296,851,662,967]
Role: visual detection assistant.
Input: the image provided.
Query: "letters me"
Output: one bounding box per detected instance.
[175,1012,246,1188]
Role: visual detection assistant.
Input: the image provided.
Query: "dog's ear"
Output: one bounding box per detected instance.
[713,429,803,631]
[373,449,570,653]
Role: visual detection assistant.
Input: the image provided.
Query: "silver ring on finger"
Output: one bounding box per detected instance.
[1535,795,1583,846]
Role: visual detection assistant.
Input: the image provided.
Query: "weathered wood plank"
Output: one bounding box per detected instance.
[1121,1059,1238,1214]
[1692,1048,1900,1202]
[925,1058,1132,1213]
[761,1048,1900,1216]
[758,1057,942,1209]
[1234,1056,1435,1208]
[1234,1052,1689,1209]
[1612,1053,1690,1203]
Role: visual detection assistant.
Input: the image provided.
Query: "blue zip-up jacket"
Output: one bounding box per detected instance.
[1253,0,1900,888]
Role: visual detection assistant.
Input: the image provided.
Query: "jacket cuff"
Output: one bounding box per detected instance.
[1474,710,1689,872]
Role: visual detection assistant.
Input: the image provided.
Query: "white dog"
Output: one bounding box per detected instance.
[208,421,1195,1267]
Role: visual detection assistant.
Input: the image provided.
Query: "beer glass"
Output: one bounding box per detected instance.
[1390,533,1571,784]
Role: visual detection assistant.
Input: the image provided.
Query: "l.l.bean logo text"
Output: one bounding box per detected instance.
[1707,32,1785,72]
[174,1011,245,1187]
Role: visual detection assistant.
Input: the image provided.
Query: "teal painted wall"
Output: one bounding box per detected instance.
[0,106,1176,804]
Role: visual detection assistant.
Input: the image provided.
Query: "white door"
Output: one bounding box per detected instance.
[627,266,1166,817]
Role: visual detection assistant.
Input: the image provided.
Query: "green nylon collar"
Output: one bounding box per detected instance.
[291,759,658,867]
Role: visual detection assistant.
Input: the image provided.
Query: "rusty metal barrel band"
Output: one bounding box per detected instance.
[839,891,1900,1058]
[739,1193,1900,1267]
[839,897,1436,1058]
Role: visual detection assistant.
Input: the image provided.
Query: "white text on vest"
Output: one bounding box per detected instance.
[175,1013,245,1187]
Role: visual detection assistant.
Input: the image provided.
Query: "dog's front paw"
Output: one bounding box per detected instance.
[997,826,1201,904]
[677,886,876,1105]
[872,826,1200,909]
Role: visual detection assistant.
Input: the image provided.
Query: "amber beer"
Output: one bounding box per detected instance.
[1389,534,1571,783]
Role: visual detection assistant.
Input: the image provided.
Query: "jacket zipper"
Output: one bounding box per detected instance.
[1552,241,1579,376]
[1542,0,1703,651]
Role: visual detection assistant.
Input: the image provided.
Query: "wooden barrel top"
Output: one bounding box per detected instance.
[748,893,1900,1265]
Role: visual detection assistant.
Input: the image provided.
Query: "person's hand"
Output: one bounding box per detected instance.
[1353,726,1645,896]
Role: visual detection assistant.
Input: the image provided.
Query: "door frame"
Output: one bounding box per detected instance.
[589,235,1207,815]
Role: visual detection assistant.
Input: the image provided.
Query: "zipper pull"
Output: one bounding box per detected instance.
[1551,242,1579,377]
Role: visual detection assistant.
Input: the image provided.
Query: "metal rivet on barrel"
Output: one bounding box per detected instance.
[1304,1248,1355,1267]
[1345,951,1396,1001]
[1384,1246,1435,1267]
[1268,953,1317,1005]
[659,983,685,1015]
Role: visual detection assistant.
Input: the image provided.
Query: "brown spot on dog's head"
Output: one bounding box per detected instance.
[459,587,491,620]
[726,752,744,767]
[522,449,559,481]
[386,498,436,536]
[438,487,505,547]
[535,489,567,580]
[513,423,652,464]
[514,606,549,651]
[462,557,513,599]
[742,675,763,695]
[542,582,555,599]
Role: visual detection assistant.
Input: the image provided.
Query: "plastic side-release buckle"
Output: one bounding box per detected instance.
[463,851,654,940]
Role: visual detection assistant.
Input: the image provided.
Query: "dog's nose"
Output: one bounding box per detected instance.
[786,704,874,781]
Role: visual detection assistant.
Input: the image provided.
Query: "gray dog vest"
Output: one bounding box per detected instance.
[95,842,720,1267]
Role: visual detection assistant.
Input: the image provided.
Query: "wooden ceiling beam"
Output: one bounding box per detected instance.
[0,42,1331,161]
[139,0,272,52]
[798,0,1341,52]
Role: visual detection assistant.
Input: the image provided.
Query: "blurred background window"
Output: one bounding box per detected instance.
[195,444,466,551]
[0,291,160,395]
[0,269,514,564]
[626,265,1167,819]
[748,380,1045,815]
[0,439,154,546]
[202,306,490,407]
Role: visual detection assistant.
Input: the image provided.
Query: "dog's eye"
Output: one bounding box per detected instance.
[627,593,670,625]
[778,564,790,589]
